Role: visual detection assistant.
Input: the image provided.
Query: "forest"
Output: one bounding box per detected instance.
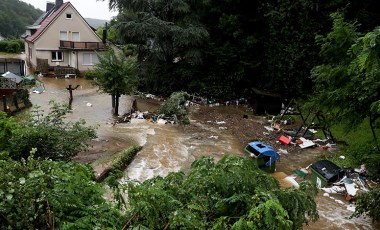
[0,0,42,38]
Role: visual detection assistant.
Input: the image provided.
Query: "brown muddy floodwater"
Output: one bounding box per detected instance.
[29,77,379,230]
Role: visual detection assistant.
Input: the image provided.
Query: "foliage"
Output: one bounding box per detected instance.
[0,0,42,38]
[109,0,209,96]
[0,112,20,153]
[92,48,138,115]
[93,48,138,95]
[111,146,143,174]
[157,91,190,124]
[310,12,380,222]
[0,39,24,53]
[1,101,97,161]
[122,155,318,229]
[310,12,377,129]
[0,155,123,229]
[352,185,380,222]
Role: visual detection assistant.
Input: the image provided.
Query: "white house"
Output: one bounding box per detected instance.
[24,0,106,76]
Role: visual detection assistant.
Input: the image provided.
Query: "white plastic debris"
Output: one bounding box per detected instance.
[347,204,356,212]
[298,137,315,149]
[216,121,226,125]
[86,102,92,107]
[308,129,318,134]
[278,148,289,156]
[320,186,345,194]
[339,155,345,159]
[343,178,358,197]
[283,176,299,188]
[323,193,330,197]
[219,127,227,130]
[209,135,219,139]
[334,199,345,205]
[157,119,167,124]
[264,126,274,132]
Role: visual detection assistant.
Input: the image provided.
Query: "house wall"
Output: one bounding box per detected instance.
[32,4,102,72]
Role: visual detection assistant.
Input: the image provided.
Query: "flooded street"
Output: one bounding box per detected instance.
[29,77,379,230]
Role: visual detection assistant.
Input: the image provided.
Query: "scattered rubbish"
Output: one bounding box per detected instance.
[347,204,356,212]
[334,199,345,205]
[298,137,315,149]
[264,126,274,132]
[271,172,299,188]
[86,102,92,107]
[219,127,228,130]
[32,87,44,94]
[279,135,291,145]
[209,135,218,139]
[216,121,226,125]
[320,186,345,194]
[339,155,346,159]
[308,129,318,134]
[278,148,289,156]
[157,118,167,124]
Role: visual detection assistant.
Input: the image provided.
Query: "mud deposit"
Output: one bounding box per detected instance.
[29,77,379,230]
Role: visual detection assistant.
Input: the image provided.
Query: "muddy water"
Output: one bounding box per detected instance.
[29,77,379,230]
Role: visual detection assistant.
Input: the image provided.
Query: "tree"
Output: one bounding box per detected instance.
[0,0,42,37]
[107,0,209,96]
[92,48,138,116]
[310,12,380,142]
[310,13,380,222]
[121,156,318,229]
[0,154,123,229]
[0,102,97,161]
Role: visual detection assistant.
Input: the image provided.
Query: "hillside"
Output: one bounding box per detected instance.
[0,0,43,38]
[85,18,108,29]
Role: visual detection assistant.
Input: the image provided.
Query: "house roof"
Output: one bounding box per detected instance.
[1,72,23,84]
[25,2,69,42]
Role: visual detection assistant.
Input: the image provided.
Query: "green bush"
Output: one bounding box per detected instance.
[157,91,190,124]
[0,156,124,229]
[0,39,24,53]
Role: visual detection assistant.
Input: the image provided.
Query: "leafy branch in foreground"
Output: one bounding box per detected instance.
[122,155,318,229]
[0,155,123,229]
[2,101,97,161]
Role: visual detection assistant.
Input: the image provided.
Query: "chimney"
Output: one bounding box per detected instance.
[46,2,55,12]
[55,0,63,9]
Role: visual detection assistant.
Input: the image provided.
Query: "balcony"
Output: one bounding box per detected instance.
[60,40,106,50]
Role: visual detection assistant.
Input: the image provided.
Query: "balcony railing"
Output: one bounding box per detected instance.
[60,40,106,50]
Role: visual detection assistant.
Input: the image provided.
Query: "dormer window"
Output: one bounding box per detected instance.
[66,13,72,19]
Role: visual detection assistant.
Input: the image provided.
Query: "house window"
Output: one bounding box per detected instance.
[72,32,80,41]
[83,53,99,65]
[52,51,63,61]
[66,13,72,19]
[60,31,68,40]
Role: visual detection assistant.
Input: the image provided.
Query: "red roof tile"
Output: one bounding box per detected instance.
[25,3,69,42]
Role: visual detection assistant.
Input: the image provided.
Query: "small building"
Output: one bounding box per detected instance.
[0,72,27,113]
[24,0,106,77]
[1,71,23,87]
[0,58,25,76]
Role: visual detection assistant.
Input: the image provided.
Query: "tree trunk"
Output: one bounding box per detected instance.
[369,113,380,151]
[114,93,120,116]
[111,94,116,108]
